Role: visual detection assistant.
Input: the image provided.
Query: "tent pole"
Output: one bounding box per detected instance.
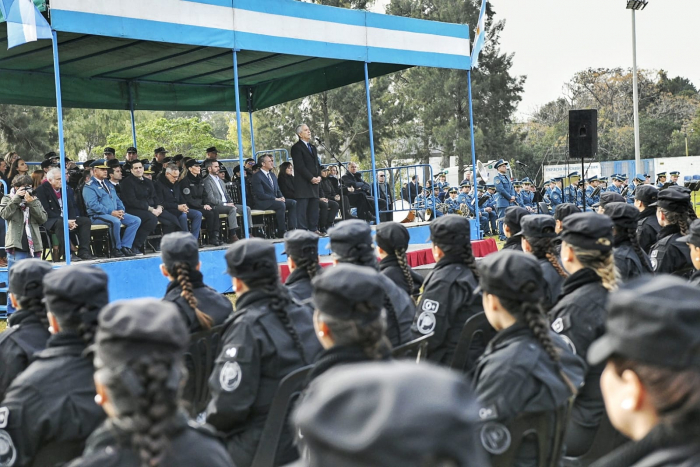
[233,50,250,238]
[247,91,256,158]
[129,83,137,148]
[364,62,381,224]
[52,31,71,265]
[468,69,481,239]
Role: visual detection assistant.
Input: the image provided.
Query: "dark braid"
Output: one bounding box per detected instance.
[383,295,402,346]
[457,242,480,279]
[75,306,99,345]
[501,298,578,396]
[320,303,391,359]
[526,235,568,278]
[662,208,691,236]
[293,255,319,281]
[626,226,653,272]
[169,262,212,330]
[17,296,48,328]
[394,247,414,296]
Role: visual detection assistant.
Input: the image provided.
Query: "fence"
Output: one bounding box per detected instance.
[357,164,434,218]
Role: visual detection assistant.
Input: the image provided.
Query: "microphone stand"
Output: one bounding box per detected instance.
[316,138,348,220]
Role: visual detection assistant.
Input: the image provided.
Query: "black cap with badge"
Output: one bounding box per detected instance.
[103,147,115,156]
[593,192,625,209]
[185,159,200,169]
[560,212,614,252]
[154,147,168,155]
[225,238,278,282]
[652,187,691,213]
[9,258,53,298]
[554,203,580,222]
[312,264,385,323]
[126,146,138,154]
[677,219,700,248]
[43,265,109,319]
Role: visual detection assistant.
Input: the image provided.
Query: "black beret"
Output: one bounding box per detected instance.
[588,275,700,369]
[154,147,168,154]
[677,218,700,248]
[185,159,200,169]
[328,220,374,260]
[603,202,639,229]
[519,214,557,238]
[172,154,184,162]
[43,265,109,317]
[560,212,614,252]
[106,159,121,169]
[553,203,580,222]
[126,146,138,153]
[225,238,278,281]
[653,187,691,213]
[503,206,529,233]
[44,151,58,160]
[206,146,218,153]
[479,250,544,303]
[374,222,410,253]
[293,361,486,467]
[635,184,658,205]
[161,232,199,269]
[9,259,53,298]
[41,159,56,170]
[312,264,384,322]
[95,298,188,369]
[283,230,319,259]
[429,215,471,249]
[595,192,625,209]
[103,147,115,155]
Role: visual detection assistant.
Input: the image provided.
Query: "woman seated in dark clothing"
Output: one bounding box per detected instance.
[277,161,296,200]
[318,166,340,233]
[375,221,423,297]
[307,264,392,383]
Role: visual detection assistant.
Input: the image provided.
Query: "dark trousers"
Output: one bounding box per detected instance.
[296,197,319,231]
[378,198,391,222]
[126,208,158,249]
[255,199,297,235]
[319,199,339,230]
[158,210,185,234]
[195,207,219,242]
[48,217,92,257]
[347,192,374,220]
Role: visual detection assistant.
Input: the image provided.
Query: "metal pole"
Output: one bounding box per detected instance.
[686,134,689,157]
[364,62,381,224]
[467,70,481,238]
[52,31,71,265]
[248,91,256,157]
[631,10,642,172]
[233,50,250,237]
[129,83,137,148]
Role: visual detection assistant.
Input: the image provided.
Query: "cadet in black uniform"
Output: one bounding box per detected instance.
[66,299,234,467]
[160,232,233,332]
[206,239,322,467]
[593,192,625,214]
[502,206,529,251]
[292,361,488,467]
[520,215,567,308]
[413,215,481,365]
[553,203,580,234]
[634,184,660,254]
[375,221,423,297]
[588,276,700,467]
[549,212,615,456]
[327,220,413,347]
[678,219,700,286]
[307,264,392,383]
[283,230,321,303]
[0,265,109,466]
[473,250,585,466]
[0,259,52,401]
[649,187,695,277]
[603,202,652,281]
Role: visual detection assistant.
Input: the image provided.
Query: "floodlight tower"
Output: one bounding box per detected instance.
[627,0,648,172]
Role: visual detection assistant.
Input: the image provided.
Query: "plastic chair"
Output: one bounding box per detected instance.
[391,332,433,363]
[561,412,628,467]
[450,312,496,372]
[491,399,573,467]
[250,365,313,467]
[182,324,225,417]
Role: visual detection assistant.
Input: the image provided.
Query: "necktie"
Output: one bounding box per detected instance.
[267,172,273,187]
[307,142,312,153]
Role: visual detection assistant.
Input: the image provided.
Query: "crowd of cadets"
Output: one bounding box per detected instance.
[1,194,700,466]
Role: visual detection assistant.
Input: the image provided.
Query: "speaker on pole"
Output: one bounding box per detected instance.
[569,109,598,159]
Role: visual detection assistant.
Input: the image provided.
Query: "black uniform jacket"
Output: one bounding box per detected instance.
[0,308,50,401]
[284,266,321,304]
[66,413,234,467]
[378,254,424,297]
[548,268,607,431]
[119,175,160,211]
[613,237,648,282]
[305,344,391,385]
[636,207,660,254]
[689,269,700,286]
[590,426,700,467]
[163,270,233,333]
[502,236,523,251]
[290,140,321,199]
[0,332,106,467]
[206,289,322,467]
[155,173,186,216]
[538,257,565,309]
[181,173,208,210]
[412,255,480,365]
[376,273,414,348]
[649,225,693,277]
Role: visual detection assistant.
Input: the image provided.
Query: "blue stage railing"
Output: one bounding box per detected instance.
[356,164,435,217]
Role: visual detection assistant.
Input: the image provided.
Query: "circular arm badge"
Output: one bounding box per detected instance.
[0,431,17,467]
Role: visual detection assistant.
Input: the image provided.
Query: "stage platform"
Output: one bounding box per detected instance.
[0,221,497,305]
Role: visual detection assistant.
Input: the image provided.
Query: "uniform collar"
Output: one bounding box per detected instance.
[484,322,530,354]
[36,331,87,358]
[7,308,41,327]
[561,268,601,295]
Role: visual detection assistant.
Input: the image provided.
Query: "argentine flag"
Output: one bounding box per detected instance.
[0,0,51,49]
[471,0,487,69]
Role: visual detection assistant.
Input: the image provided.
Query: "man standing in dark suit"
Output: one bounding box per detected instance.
[251,154,297,238]
[290,124,322,233]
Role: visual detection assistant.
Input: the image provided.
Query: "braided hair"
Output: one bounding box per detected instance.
[434,240,480,280]
[621,225,653,273]
[525,235,568,278]
[96,352,182,467]
[319,302,392,359]
[290,252,320,282]
[570,245,617,291]
[660,208,691,236]
[500,297,578,396]
[168,262,213,331]
[17,296,49,328]
[394,247,414,297]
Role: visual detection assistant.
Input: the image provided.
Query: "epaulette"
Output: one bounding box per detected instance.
[85,180,93,186]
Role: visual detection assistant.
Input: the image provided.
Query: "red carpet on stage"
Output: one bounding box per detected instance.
[279,238,498,282]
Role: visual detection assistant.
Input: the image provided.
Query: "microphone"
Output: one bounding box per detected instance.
[516,160,528,167]
[314,136,323,144]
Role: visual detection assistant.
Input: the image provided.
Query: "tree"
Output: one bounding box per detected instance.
[63,109,132,160]
[0,105,57,160]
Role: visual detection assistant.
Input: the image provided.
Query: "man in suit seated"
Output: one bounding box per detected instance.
[36,167,94,261]
[341,162,376,223]
[251,154,297,238]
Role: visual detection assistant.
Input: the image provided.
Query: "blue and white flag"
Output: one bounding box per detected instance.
[470,0,487,69]
[0,0,51,49]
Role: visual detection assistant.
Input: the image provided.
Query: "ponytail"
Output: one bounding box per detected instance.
[526,236,568,279]
[661,208,691,236]
[626,226,653,273]
[17,296,49,328]
[319,304,392,360]
[570,245,617,291]
[394,247,415,296]
[436,241,479,279]
[170,262,213,331]
[291,254,320,282]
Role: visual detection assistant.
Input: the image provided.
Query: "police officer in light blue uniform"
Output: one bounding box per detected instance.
[585,175,601,208]
[598,177,608,193]
[628,174,644,205]
[549,178,563,208]
[457,182,473,214]
[607,174,623,194]
[544,179,553,200]
[670,171,680,186]
[434,172,449,192]
[656,172,667,188]
[475,185,493,234]
[493,159,515,240]
[521,178,536,211]
[513,180,524,207]
[564,172,580,204]
[445,187,460,214]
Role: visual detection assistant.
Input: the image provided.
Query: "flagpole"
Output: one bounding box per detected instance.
[467,69,480,240]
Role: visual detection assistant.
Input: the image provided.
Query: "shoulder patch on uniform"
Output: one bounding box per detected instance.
[0,429,17,466]
[416,311,437,335]
[85,180,93,186]
[650,250,658,258]
[478,404,499,421]
[0,408,7,429]
[480,422,511,455]
[182,188,191,195]
[495,179,501,184]
[219,361,242,392]
[421,299,440,313]
[560,335,577,355]
[551,315,572,334]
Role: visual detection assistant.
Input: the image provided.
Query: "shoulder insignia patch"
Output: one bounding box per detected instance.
[480,422,511,455]
[495,179,501,184]
[650,250,658,258]
[85,180,93,186]
[219,361,242,392]
[182,188,191,195]
[551,317,564,333]
[478,404,499,421]
[416,311,437,335]
[421,299,440,313]
[0,429,17,466]
[0,408,7,429]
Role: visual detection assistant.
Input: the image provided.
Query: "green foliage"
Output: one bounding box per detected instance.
[0,105,57,160]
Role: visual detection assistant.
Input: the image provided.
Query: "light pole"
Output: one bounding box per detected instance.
[627,0,647,173]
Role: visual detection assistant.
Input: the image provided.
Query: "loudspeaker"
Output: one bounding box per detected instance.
[569,109,598,159]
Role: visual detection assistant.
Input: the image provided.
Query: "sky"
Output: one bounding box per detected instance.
[370,0,700,120]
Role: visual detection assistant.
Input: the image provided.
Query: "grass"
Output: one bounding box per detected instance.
[0,320,6,333]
